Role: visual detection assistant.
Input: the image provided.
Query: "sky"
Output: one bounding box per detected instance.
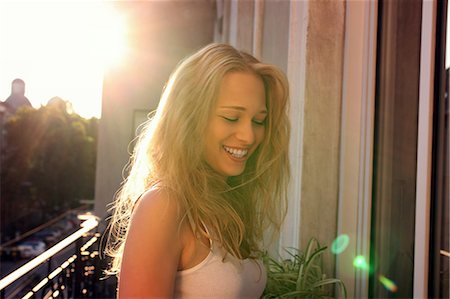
[0,1,128,119]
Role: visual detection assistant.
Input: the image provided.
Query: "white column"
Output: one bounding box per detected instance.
[413,0,437,297]
[279,0,308,251]
[336,1,378,297]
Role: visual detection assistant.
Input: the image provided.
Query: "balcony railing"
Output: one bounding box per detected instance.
[0,215,112,299]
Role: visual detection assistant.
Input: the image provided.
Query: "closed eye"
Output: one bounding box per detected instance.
[221,116,238,122]
[252,119,266,126]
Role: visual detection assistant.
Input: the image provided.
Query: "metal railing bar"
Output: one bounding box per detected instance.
[440,249,450,258]
[32,278,49,293]
[0,217,98,291]
[80,235,99,252]
[26,254,77,297]
[47,267,62,280]
[0,206,89,249]
[42,288,52,299]
[4,273,37,299]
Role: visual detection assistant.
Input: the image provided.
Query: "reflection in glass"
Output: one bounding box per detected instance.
[370,1,422,298]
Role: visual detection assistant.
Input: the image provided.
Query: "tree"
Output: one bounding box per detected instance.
[0,99,98,241]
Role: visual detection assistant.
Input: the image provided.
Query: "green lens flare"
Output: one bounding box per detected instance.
[379,275,398,292]
[331,234,350,254]
[353,255,369,270]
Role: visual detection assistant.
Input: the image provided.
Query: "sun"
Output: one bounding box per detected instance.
[0,1,129,118]
[91,3,129,71]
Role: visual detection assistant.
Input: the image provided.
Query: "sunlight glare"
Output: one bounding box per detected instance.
[0,1,128,118]
[353,255,369,271]
[331,234,350,255]
[92,6,128,70]
[379,275,398,292]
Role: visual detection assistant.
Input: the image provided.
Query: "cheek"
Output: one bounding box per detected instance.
[204,119,226,151]
[211,119,233,141]
[255,127,265,145]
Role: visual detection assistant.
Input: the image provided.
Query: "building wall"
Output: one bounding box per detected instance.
[94,1,215,219]
[300,1,345,272]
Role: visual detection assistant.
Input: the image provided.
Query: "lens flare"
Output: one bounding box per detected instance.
[331,234,350,254]
[353,255,369,271]
[379,275,398,292]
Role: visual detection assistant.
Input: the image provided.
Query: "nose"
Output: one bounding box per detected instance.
[235,120,255,145]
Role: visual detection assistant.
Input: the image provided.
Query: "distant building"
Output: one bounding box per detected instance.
[2,78,32,115]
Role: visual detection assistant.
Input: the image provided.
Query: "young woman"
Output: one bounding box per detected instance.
[106,43,290,298]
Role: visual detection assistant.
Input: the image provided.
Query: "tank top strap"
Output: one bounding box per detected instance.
[199,220,213,249]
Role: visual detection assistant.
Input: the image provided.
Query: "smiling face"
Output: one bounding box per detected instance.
[204,71,267,178]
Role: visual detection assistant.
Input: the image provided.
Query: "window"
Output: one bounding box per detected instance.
[370,1,423,297]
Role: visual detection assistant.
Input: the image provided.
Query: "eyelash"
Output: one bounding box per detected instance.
[252,119,266,126]
[222,116,238,122]
[221,116,266,126]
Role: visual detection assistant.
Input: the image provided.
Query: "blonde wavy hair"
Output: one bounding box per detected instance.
[106,43,290,275]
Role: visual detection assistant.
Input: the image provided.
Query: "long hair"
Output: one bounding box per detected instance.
[106,43,290,274]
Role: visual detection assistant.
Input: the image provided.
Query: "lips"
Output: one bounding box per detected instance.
[223,145,248,159]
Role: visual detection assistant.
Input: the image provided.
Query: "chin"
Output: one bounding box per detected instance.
[208,162,246,178]
[223,167,246,178]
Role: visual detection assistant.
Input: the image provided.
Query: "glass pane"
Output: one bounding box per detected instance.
[370,1,422,298]
[430,0,449,296]
[432,66,450,298]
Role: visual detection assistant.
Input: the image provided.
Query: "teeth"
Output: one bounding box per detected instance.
[223,146,248,158]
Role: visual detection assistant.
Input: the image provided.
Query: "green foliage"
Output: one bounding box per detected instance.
[1,99,98,238]
[262,238,347,299]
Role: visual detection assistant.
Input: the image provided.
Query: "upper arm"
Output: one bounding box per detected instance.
[118,189,183,298]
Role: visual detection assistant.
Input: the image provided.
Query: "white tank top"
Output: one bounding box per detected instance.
[173,240,267,299]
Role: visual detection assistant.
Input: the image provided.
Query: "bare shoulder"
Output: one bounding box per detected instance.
[132,187,182,222]
[125,187,184,256]
[119,187,183,298]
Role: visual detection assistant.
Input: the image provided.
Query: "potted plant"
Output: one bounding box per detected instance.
[262,238,347,298]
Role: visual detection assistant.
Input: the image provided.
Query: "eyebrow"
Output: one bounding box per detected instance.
[219,106,268,114]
